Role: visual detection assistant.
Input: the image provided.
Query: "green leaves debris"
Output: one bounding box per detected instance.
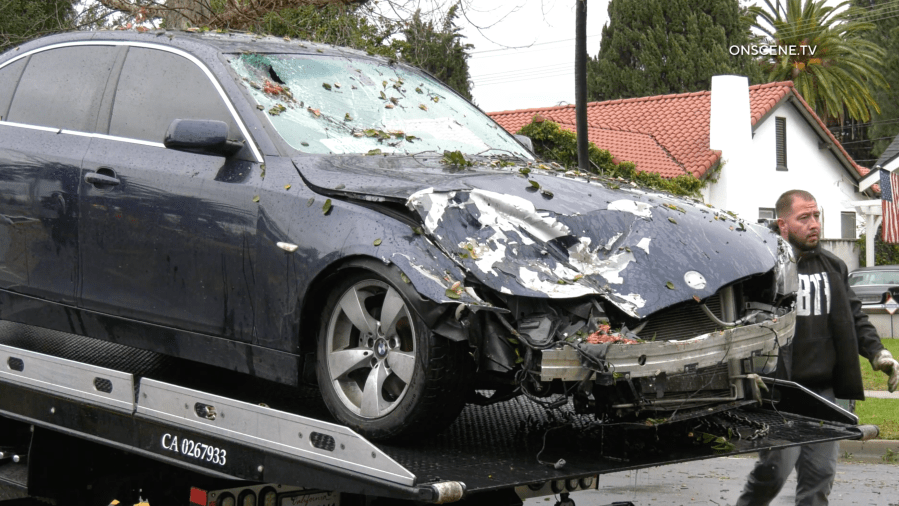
[445,281,463,299]
[373,238,382,246]
[366,149,383,156]
[252,195,260,203]
[322,83,332,91]
[668,217,678,224]
[663,203,686,213]
[322,199,332,215]
[694,432,735,454]
[268,104,286,116]
[665,281,675,290]
[400,272,411,284]
[528,180,540,189]
[441,150,472,167]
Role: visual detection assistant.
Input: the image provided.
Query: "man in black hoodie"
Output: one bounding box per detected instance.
[736,190,899,506]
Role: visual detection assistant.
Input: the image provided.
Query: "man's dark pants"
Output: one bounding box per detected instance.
[736,387,840,506]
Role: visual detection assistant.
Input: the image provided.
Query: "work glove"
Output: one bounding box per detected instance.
[871,349,899,393]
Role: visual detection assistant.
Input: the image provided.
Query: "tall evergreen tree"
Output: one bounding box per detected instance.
[0,0,77,52]
[850,0,899,159]
[399,4,473,101]
[587,0,763,101]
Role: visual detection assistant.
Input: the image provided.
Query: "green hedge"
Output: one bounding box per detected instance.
[857,225,899,267]
[517,119,706,198]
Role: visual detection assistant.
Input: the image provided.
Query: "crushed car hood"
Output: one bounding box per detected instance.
[293,157,780,318]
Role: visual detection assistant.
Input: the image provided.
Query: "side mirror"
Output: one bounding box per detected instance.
[164,119,243,156]
[514,134,534,152]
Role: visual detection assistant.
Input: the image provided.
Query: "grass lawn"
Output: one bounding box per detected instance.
[859,338,899,391]
[855,398,899,440]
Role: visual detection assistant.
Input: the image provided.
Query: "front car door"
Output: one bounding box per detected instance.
[78,44,261,341]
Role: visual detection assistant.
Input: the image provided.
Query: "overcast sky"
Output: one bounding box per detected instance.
[461,0,610,113]
[461,0,848,114]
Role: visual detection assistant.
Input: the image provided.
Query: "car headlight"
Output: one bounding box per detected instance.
[775,236,798,297]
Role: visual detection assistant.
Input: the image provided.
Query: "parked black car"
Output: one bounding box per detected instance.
[0,31,798,440]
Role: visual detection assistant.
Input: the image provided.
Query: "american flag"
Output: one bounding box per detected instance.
[881,168,899,243]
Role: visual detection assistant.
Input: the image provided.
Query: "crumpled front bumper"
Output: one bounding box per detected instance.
[539,311,795,381]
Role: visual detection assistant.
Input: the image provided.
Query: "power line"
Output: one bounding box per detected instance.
[469,33,601,55]
[753,0,899,42]
[471,61,572,80]
[474,70,574,87]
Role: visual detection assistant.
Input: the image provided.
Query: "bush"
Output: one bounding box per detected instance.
[857,225,899,267]
[517,119,705,198]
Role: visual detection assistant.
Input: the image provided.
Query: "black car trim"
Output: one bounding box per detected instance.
[0,40,263,163]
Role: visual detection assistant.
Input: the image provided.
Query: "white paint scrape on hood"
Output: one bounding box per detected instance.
[404,182,781,320]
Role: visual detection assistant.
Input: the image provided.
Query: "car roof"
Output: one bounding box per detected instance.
[1,29,380,67]
[850,265,899,273]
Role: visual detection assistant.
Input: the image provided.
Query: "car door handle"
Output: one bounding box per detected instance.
[84,172,120,186]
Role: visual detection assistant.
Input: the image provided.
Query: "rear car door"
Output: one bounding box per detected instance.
[0,45,118,305]
[78,45,260,341]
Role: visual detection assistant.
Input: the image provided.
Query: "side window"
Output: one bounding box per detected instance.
[0,58,28,121]
[109,47,238,143]
[7,46,118,132]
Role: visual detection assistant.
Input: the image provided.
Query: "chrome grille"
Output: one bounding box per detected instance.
[635,293,724,342]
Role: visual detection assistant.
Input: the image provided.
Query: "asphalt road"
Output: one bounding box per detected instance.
[524,455,898,506]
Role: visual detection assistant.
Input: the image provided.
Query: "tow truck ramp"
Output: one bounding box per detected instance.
[0,321,871,505]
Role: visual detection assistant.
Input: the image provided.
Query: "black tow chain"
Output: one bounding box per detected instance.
[719,410,771,441]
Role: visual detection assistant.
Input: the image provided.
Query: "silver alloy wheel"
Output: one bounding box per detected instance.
[325,279,417,418]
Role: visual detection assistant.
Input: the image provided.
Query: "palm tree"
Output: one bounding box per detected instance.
[750,0,887,122]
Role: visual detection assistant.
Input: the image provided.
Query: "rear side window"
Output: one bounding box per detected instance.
[6,46,118,132]
[109,47,237,143]
[0,58,28,121]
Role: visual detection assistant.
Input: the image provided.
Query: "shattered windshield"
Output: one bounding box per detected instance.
[230,53,531,159]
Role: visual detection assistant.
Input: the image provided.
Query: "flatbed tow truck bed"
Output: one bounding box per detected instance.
[0,321,871,505]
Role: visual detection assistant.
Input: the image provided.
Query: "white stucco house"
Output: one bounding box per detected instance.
[488,76,874,251]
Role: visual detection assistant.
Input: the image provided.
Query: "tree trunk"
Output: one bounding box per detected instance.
[163,0,212,30]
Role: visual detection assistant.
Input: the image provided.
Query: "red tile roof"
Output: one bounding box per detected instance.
[489,81,866,180]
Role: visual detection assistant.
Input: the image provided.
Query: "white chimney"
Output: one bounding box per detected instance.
[707,75,752,212]
[709,75,752,152]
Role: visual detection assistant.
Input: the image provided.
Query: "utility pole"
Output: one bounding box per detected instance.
[575,0,589,172]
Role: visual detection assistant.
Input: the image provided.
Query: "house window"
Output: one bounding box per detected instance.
[841,212,857,239]
[759,207,776,221]
[776,117,788,171]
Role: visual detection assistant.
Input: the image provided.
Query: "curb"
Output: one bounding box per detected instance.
[838,439,899,464]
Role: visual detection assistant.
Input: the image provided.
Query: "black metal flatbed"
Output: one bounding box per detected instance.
[0,321,867,503]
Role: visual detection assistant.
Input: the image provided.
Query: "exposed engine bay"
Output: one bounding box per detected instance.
[434,267,795,423]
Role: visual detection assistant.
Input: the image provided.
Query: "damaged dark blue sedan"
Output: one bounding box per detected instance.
[0,31,797,440]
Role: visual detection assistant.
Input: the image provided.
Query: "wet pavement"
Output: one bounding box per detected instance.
[524,455,898,506]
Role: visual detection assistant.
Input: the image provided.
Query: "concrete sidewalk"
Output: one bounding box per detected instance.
[864,389,899,399]
[837,390,899,463]
[839,438,899,464]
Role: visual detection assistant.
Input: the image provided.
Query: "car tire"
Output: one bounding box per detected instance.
[315,269,469,440]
